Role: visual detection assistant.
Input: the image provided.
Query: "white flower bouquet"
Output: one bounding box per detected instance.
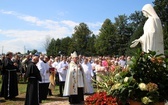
[110,49,168,104]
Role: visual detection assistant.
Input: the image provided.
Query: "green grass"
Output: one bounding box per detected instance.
[0,75,60,94]
[0,75,97,105]
[0,75,64,105]
[0,76,28,95]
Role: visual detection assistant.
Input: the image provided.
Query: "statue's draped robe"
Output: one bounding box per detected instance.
[139,4,164,55]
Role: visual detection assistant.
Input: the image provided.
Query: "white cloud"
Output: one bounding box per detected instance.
[61,20,78,27]
[0,29,72,53]
[87,22,102,28]
[0,10,102,54]
[0,9,16,15]
[19,15,39,23]
[0,28,101,54]
[86,22,102,35]
[18,15,80,31]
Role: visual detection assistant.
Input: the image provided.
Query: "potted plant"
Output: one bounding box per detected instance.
[110,49,168,105]
[85,68,124,105]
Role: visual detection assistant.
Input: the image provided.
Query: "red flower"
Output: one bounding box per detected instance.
[85,92,122,105]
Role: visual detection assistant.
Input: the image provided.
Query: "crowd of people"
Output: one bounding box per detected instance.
[0,51,132,105]
[0,3,164,105]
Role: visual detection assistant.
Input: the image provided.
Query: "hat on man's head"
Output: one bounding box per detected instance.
[6,51,13,56]
[71,51,78,58]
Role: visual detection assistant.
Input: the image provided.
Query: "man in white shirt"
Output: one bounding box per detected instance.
[57,56,68,97]
[52,57,59,70]
[82,58,94,94]
[118,55,126,69]
[52,57,60,85]
[36,55,50,103]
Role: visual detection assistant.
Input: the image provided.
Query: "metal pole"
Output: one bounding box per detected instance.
[2,46,4,55]
[24,46,26,54]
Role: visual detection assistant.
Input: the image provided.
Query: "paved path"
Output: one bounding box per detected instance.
[42,101,168,105]
[1,93,168,105]
[42,95,168,105]
[42,95,88,105]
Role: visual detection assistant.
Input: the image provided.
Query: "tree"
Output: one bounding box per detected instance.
[128,11,145,32]
[114,15,133,55]
[44,36,51,52]
[31,49,38,54]
[153,0,168,50]
[86,34,96,56]
[153,0,168,26]
[46,38,61,56]
[71,23,92,55]
[126,11,146,55]
[126,23,144,55]
[95,19,117,56]
[47,38,56,56]
[60,36,72,55]
[54,38,61,56]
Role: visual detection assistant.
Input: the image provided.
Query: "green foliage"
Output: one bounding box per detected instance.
[27,49,38,55]
[115,15,131,36]
[71,23,92,55]
[153,0,168,26]
[93,72,115,93]
[47,38,61,56]
[126,23,144,55]
[114,15,133,55]
[94,49,168,104]
[128,50,168,102]
[93,69,130,104]
[95,19,117,55]
[60,37,72,55]
[126,11,146,56]
[112,50,168,104]
[153,0,168,50]
[85,34,96,56]
[128,11,145,32]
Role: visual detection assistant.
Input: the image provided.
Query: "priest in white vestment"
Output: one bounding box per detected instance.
[63,51,89,104]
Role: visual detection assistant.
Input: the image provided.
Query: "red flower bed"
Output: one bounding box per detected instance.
[85,92,122,105]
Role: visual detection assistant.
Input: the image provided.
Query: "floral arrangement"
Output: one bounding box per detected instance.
[110,49,168,104]
[85,92,121,105]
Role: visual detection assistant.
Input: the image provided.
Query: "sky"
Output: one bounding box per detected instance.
[0,0,154,54]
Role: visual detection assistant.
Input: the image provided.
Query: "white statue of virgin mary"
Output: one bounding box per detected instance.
[130,4,164,55]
